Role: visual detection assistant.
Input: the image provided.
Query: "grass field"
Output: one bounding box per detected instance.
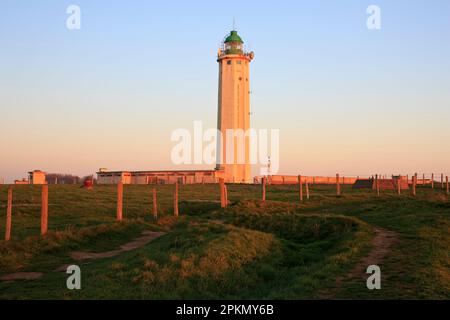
[0,183,449,299]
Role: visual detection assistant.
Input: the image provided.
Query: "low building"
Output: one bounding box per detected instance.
[28,170,46,184]
[96,170,220,185]
[353,176,409,190]
[14,178,29,185]
[255,175,358,185]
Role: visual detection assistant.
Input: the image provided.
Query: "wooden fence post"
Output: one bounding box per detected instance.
[224,185,228,207]
[397,178,401,195]
[441,174,444,189]
[415,173,418,195]
[219,178,225,208]
[376,174,380,196]
[412,175,416,197]
[174,182,179,216]
[422,174,425,186]
[431,173,434,189]
[152,188,157,220]
[116,182,123,221]
[298,175,303,202]
[5,187,12,241]
[446,176,449,196]
[336,174,341,196]
[305,180,310,200]
[41,184,48,235]
[262,177,266,202]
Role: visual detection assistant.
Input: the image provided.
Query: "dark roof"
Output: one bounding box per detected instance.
[224,30,243,44]
[97,170,216,175]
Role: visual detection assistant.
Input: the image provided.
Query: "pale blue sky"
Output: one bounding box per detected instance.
[1,0,450,182]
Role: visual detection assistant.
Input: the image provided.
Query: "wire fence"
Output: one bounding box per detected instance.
[1,175,449,242]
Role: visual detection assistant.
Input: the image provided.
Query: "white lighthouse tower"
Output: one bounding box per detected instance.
[215,30,254,183]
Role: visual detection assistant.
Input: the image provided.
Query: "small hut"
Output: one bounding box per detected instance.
[353,176,409,190]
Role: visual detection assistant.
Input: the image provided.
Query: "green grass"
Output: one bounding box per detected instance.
[0,183,448,299]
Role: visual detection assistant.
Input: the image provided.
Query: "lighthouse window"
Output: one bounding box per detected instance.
[236,60,242,65]
[227,60,232,65]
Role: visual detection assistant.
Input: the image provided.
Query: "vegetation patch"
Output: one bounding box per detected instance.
[0,184,448,299]
[0,220,156,274]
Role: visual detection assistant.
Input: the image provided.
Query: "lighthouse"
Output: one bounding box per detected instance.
[215,30,254,183]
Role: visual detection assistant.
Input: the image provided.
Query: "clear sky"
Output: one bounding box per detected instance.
[1,0,450,182]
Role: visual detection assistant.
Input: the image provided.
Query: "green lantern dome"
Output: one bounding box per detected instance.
[224,30,244,44]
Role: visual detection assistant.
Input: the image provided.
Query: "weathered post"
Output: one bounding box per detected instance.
[441,174,444,189]
[174,182,179,216]
[336,174,341,196]
[224,185,228,207]
[219,178,225,208]
[376,174,380,196]
[422,174,425,186]
[152,188,158,219]
[414,173,418,196]
[298,175,303,202]
[397,178,401,195]
[116,182,123,221]
[5,187,12,241]
[41,184,48,235]
[262,177,266,202]
[411,175,416,197]
[305,180,310,200]
[446,176,449,196]
[431,173,434,189]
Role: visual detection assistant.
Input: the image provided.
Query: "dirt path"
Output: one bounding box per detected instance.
[0,272,43,281]
[0,231,166,282]
[343,228,399,280]
[321,227,399,298]
[69,231,165,261]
